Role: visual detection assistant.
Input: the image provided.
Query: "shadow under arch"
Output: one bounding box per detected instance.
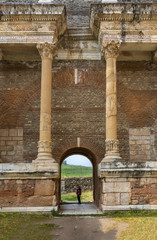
[59,147,100,207]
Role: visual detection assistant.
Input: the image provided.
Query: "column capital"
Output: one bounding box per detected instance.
[37,42,57,60]
[102,40,121,60]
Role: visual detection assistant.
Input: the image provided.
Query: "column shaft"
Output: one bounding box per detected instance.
[40,57,52,142]
[103,41,121,160]
[106,57,117,140]
[36,43,56,161]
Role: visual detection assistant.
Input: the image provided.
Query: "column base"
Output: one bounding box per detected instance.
[33,158,59,172]
[102,154,122,162]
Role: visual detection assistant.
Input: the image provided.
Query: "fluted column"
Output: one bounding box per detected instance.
[36,42,56,162]
[102,40,121,161]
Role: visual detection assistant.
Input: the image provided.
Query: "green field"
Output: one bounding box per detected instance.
[61,164,92,178]
[61,191,93,202]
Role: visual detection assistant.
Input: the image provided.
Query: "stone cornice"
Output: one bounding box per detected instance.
[91,3,157,44]
[0,5,66,24]
[0,4,67,44]
[91,3,157,37]
[0,4,65,16]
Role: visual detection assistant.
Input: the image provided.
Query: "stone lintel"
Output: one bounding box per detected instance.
[99,160,157,177]
[0,171,59,180]
[0,162,59,178]
[99,168,157,178]
[0,35,56,44]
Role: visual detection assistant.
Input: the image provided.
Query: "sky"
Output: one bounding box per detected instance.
[64,155,92,167]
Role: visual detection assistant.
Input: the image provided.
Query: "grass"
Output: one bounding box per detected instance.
[0,210,157,239]
[105,210,157,240]
[118,216,157,240]
[0,213,57,240]
[61,191,93,202]
[61,164,92,178]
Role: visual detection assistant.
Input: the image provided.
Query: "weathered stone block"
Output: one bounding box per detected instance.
[27,196,53,206]
[0,129,8,137]
[9,129,18,137]
[8,151,15,156]
[1,151,6,156]
[103,182,131,193]
[0,141,5,145]
[18,128,23,137]
[120,193,131,205]
[6,141,17,146]
[103,193,120,206]
[34,180,55,196]
[132,199,139,205]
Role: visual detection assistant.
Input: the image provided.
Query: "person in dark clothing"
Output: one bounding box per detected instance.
[76,186,82,204]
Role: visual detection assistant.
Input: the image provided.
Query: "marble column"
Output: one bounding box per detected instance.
[102,40,121,161]
[35,42,56,164]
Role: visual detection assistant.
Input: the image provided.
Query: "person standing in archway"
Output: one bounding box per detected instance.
[76,186,82,204]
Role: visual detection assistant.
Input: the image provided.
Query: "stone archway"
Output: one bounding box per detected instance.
[59,147,100,208]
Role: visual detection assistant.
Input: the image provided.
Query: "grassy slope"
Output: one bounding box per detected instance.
[61,164,92,178]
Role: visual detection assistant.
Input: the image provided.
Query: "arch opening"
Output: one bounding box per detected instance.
[61,154,93,203]
[59,147,99,207]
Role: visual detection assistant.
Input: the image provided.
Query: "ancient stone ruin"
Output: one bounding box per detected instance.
[0,0,157,212]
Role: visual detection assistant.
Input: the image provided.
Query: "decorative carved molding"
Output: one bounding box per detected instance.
[38,140,52,154]
[91,4,157,25]
[105,139,120,155]
[0,5,65,19]
[37,42,57,59]
[102,40,121,59]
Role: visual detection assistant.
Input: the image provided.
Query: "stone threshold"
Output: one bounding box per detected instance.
[0,206,58,213]
[102,205,157,211]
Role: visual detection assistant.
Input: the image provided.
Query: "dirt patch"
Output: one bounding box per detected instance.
[50,217,129,240]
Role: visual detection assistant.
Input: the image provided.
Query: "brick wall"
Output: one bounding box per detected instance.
[129,128,151,161]
[0,61,157,163]
[0,128,23,163]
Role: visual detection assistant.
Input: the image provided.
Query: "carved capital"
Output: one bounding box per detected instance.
[105,139,120,155]
[38,140,52,154]
[102,40,121,60]
[37,42,57,60]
